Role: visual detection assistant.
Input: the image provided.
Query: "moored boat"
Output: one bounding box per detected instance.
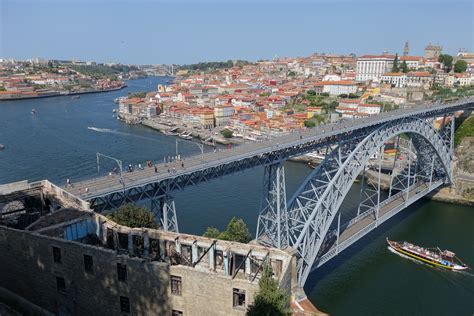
[387,238,468,271]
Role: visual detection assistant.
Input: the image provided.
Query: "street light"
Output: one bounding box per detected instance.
[175,138,204,158]
[96,152,124,189]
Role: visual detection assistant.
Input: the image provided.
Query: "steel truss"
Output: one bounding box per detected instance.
[256,162,289,249]
[282,117,452,287]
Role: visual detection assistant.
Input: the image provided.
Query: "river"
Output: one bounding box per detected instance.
[0,77,472,315]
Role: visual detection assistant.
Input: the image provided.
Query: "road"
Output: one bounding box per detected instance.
[64,97,473,200]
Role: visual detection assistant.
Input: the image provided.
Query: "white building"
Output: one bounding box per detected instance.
[445,73,472,87]
[316,81,358,96]
[356,55,394,82]
[358,103,382,116]
[381,72,407,87]
[214,105,234,126]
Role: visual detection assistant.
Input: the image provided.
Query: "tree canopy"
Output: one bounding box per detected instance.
[454,60,467,73]
[221,128,233,138]
[247,264,291,316]
[203,217,252,243]
[128,91,147,99]
[401,60,409,73]
[392,54,399,72]
[438,54,453,72]
[108,204,158,229]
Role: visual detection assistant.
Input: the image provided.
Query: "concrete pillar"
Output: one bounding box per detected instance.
[101,222,108,245]
[159,239,166,259]
[245,256,251,275]
[113,230,119,250]
[192,241,198,265]
[208,244,215,270]
[223,250,229,276]
[175,239,181,254]
[143,234,150,258]
[128,233,134,254]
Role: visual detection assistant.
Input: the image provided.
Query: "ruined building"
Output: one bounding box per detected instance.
[0,180,319,315]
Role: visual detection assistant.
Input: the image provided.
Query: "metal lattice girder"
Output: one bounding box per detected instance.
[256,162,289,249]
[287,117,452,287]
[150,195,179,233]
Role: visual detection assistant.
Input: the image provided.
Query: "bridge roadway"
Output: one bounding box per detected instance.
[313,179,443,269]
[65,97,473,200]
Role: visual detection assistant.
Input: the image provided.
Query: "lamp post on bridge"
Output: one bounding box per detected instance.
[96,152,124,189]
[175,138,204,158]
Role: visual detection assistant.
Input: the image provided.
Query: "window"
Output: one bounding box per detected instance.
[84,254,93,273]
[119,296,130,313]
[52,246,62,263]
[117,263,127,282]
[233,288,245,308]
[172,310,183,316]
[170,275,182,295]
[56,276,66,293]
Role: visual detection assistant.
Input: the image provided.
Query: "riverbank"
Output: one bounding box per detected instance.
[0,84,127,101]
[141,118,243,145]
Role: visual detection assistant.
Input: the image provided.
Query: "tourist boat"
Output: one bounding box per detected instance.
[387,238,469,271]
[31,109,36,115]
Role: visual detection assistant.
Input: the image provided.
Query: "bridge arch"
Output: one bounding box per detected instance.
[286,117,453,286]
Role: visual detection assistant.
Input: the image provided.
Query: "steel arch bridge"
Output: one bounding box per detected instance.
[256,116,453,286]
[63,98,473,287]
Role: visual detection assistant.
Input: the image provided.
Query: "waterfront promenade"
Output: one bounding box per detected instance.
[65,97,473,199]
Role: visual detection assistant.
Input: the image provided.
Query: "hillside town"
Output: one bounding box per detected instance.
[0,59,130,100]
[116,43,474,142]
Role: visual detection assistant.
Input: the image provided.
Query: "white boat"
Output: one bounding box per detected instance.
[179,132,193,140]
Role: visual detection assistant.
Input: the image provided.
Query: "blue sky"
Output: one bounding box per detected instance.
[1,0,473,64]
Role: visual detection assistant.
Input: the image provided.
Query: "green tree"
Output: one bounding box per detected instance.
[438,54,453,72]
[108,204,158,229]
[306,90,316,96]
[287,71,296,77]
[401,60,409,73]
[247,264,291,316]
[203,227,221,239]
[392,54,399,72]
[304,120,316,128]
[202,217,252,243]
[221,128,233,138]
[454,60,467,73]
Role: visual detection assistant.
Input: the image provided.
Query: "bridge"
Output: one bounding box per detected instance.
[65,97,473,287]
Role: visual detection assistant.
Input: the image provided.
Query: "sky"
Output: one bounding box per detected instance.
[1,0,473,65]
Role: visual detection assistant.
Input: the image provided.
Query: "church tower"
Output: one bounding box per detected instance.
[403,41,409,56]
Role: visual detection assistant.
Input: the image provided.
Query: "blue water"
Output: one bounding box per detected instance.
[0,77,472,315]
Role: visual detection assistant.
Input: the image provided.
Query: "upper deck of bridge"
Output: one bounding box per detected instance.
[64,97,474,200]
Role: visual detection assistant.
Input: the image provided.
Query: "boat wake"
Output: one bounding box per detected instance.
[87,126,169,144]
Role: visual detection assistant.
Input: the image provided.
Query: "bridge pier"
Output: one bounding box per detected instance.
[256,162,289,249]
[150,196,179,233]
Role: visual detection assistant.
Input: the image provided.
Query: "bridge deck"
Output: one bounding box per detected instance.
[64,99,472,200]
[314,180,443,269]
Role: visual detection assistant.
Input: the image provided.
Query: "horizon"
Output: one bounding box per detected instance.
[1,0,473,65]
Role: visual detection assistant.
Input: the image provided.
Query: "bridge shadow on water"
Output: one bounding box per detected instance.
[304,198,427,291]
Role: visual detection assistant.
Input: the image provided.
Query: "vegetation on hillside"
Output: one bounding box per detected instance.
[203,217,252,243]
[454,115,474,146]
[179,60,252,72]
[69,64,138,79]
[429,85,474,101]
[247,264,291,316]
[128,91,147,99]
[108,204,158,229]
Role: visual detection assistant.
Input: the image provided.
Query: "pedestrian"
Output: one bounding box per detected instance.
[181,162,184,169]
[85,187,89,194]
[154,165,158,173]
[66,178,71,188]
[172,167,176,173]
[168,168,170,174]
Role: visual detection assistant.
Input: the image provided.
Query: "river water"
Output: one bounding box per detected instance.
[0,77,472,315]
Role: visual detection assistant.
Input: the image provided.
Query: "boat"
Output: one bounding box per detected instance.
[386,238,468,271]
[307,162,317,169]
[179,132,193,140]
[71,95,80,100]
[0,144,4,150]
[31,109,36,115]
[162,130,179,136]
[112,109,117,113]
